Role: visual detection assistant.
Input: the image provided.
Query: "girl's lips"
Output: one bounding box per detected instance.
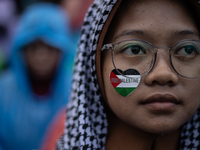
[140,94,180,111]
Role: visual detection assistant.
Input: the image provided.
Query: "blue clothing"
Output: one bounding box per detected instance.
[0,3,75,150]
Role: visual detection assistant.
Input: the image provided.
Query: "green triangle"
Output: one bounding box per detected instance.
[115,87,136,97]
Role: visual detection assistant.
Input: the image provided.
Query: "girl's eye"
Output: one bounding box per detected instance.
[120,45,146,55]
[175,45,198,56]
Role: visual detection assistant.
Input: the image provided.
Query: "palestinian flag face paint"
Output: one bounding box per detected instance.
[110,69,141,97]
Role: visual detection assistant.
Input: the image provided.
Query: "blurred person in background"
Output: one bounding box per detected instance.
[61,0,93,29]
[60,0,94,52]
[0,3,74,150]
[0,0,19,59]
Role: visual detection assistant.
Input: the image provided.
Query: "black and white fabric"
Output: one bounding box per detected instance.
[56,0,200,149]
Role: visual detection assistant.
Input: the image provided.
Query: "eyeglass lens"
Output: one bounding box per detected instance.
[112,40,200,78]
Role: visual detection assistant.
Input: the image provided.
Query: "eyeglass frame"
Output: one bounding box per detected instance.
[101,39,200,79]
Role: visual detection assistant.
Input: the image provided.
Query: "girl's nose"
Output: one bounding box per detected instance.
[144,50,179,86]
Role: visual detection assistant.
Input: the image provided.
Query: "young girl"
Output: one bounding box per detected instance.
[57,0,200,149]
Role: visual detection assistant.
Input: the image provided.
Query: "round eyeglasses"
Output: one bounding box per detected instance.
[101,39,200,79]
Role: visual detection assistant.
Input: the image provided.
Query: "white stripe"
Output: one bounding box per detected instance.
[116,75,141,88]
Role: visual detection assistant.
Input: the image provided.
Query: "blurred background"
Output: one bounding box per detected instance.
[0,0,93,150]
[0,0,94,65]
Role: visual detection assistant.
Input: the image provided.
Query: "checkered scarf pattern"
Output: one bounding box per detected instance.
[56,0,200,149]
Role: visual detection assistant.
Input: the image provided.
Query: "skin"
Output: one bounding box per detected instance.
[61,0,83,25]
[60,0,93,28]
[102,0,200,149]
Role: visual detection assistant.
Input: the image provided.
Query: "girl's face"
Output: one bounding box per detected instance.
[102,0,200,134]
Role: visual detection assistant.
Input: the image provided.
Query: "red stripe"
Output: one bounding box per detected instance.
[110,71,122,88]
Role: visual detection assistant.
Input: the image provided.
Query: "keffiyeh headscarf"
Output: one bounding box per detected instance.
[57,0,200,149]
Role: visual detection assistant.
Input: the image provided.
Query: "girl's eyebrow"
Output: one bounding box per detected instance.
[114,29,200,41]
[174,30,200,38]
[114,30,147,41]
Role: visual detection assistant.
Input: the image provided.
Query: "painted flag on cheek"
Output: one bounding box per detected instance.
[110,69,141,97]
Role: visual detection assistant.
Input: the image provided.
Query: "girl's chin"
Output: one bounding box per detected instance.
[138,123,181,135]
